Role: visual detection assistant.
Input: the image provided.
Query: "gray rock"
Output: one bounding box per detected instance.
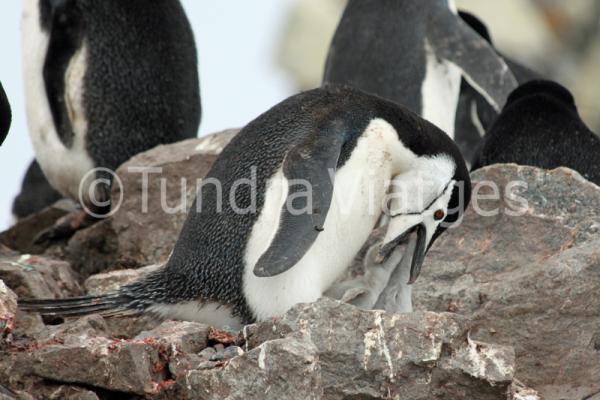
[413,165,600,398]
[136,320,210,354]
[0,281,17,343]
[25,336,169,395]
[180,299,530,400]
[198,347,216,359]
[210,345,244,361]
[35,315,109,344]
[0,255,82,299]
[177,335,322,400]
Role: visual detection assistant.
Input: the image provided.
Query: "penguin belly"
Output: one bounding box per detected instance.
[420,41,462,139]
[22,1,95,203]
[243,120,407,321]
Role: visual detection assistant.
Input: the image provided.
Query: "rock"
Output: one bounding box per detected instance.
[35,315,110,343]
[84,264,161,295]
[178,299,529,400]
[0,200,75,255]
[209,346,244,361]
[177,336,322,400]
[136,320,210,354]
[0,281,17,343]
[0,255,82,299]
[20,336,169,396]
[413,165,600,398]
[60,129,237,278]
[31,385,100,400]
[198,347,216,359]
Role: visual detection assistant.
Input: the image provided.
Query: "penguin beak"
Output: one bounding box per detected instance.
[407,224,427,284]
[379,222,429,285]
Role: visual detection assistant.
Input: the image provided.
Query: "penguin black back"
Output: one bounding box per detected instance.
[323,0,427,113]
[472,80,600,185]
[36,0,200,171]
[0,81,11,145]
[71,0,200,169]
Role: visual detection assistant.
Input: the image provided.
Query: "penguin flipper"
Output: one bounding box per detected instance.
[18,293,134,318]
[253,123,346,277]
[427,8,518,112]
[0,82,11,146]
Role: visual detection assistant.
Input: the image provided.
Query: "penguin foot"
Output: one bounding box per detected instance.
[32,210,97,246]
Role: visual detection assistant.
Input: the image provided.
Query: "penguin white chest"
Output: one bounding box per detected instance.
[420,40,462,139]
[243,119,412,321]
[22,1,95,201]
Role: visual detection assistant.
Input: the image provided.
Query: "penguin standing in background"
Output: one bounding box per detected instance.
[323,0,518,140]
[454,11,542,163]
[21,0,201,239]
[0,81,11,146]
[472,80,600,186]
[21,86,471,327]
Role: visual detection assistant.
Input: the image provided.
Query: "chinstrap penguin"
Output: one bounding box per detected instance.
[323,0,518,139]
[0,81,11,146]
[22,0,201,237]
[20,86,471,328]
[454,11,542,164]
[471,80,600,186]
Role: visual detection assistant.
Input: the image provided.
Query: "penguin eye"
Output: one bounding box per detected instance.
[433,209,445,221]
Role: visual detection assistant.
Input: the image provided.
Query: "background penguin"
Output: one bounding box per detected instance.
[455,11,542,164]
[472,80,600,186]
[20,86,471,327]
[0,81,11,146]
[12,160,63,221]
[323,0,518,140]
[21,0,201,239]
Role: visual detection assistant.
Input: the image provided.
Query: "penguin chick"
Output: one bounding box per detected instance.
[22,0,201,236]
[471,80,600,186]
[20,86,471,328]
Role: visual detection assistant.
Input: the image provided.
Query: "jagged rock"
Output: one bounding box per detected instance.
[136,320,210,354]
[0,281,17,343]
[17,336,169,396]
[413,165,600,399]
[178,299,526,400]
[177,335,322,400]
[0,255,82,299]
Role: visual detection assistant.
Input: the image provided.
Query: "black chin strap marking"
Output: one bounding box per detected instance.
[388,180,452,218]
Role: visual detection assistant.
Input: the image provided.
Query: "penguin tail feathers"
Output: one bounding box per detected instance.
[18,292,139,318]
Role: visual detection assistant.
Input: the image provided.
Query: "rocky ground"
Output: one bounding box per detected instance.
[0,130,598,399]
